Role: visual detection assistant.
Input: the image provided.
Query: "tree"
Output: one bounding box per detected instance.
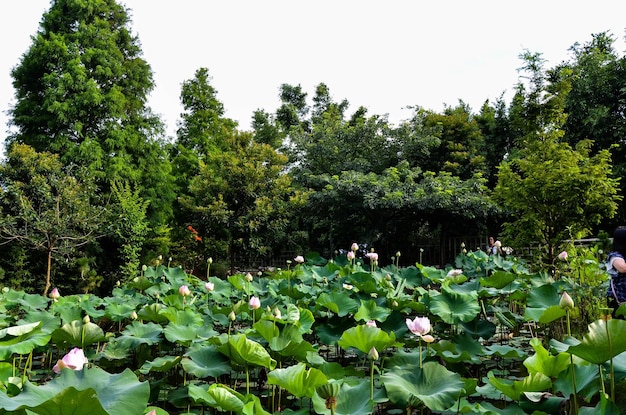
[562,32,626,225]
[0,144,107,295]
[8,0,175,263]
[495,52,621,265]
[422,102,488,180]
[181,131,304,274]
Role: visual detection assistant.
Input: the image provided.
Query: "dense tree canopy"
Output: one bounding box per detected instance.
[1,0,625,289]
[0,144,106,295]
[8,0,174,226]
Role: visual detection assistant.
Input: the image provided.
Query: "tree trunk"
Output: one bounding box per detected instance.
[44,249,52,297]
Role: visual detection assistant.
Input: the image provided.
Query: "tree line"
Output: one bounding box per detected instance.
[0,0,623,295]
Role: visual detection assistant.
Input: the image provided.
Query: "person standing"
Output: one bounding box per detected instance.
[607,226,626,316]
[488,236,502,255]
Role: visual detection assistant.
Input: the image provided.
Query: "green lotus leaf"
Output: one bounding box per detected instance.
[431,334,485,365]
[162,266,189,286]
[578,388,620,415]
[553,363,601,401]
[315,318,357,346]
[76,294,106,318]
[16,292,50,311]
[137,303,169,324]
[51,298,83,325]
[98,340,130,360]
[526,284,560,309]
[0,322,51,360]
[139,355,181,374]
[0,321,41,339]
[317,292,358,317]
[429,285,480,324]
[312,379,375,415]
[459,318,497,339]
[381,361,464,410]
[524,337,570,378]
[525,305,566,324]
[51,320,107,348]
[267,362,328,398]
[399,266,430,288]
[189,383,243,412]
[0,366,149,415]
[242,394,272,415]
[338,325,399,355]
[275,337,317,361]
[486,344,528,359]
[566,318,626,364]
[228,274,247,291]
[182,345,231,378]
[354,299,392,323]
[163,322,202,345]
[116,321,163,348]
[217,334,276,370]
[104,301,137,322]
[349,272,381,294]
[479,270,517,289]
[487,371,552,401]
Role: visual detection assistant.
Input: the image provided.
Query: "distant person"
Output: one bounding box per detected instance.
[488,236,502,255]
[607,226,626,317]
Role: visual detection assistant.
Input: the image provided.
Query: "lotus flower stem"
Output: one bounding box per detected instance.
[370,359,375,401]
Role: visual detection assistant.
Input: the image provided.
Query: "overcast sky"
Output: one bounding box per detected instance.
[2,1,626,149]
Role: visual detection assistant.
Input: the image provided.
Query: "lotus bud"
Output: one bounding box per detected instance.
[274,307,282,319]
[294,255,304,264]
[347,251,355,261]
[392,300,398,308]
[205,281,215,292]
[560,291,575,310]
[131,311,138,320]
[179,285,191,297]
[83,315,90,324]
[368,346,379,361]
[245,273,253,282]
[142,265,148,272]
[207,257,213,264]
[351,243,359,252]
[229,311,236,321]
[49,287,60,301]
[249,296,261,310]
[558,251,568,261]
[366,320,377,327]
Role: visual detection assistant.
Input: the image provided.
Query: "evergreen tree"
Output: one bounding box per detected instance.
[7,0,175,279]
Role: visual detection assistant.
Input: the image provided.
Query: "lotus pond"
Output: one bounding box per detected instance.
[0,248,625,415]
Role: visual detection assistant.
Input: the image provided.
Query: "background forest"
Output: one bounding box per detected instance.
[0,0,623,296]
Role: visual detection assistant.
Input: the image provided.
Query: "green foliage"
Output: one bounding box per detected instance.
[7,0,175,286]
[110,180,150,280]
[0,144,107,295]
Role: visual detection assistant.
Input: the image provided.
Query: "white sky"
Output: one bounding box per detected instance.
[1,1,626,150]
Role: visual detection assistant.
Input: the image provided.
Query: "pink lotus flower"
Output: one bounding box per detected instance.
[351,243,359,252]
[366,320,377,327]
[366,252,378,262]
[249,296,261,310]
[446,269,463,277]
[406,316,435,343]
[347,251,355,261]
[558,251,568,261]
[53,348,88,373]
[205,282,215,292]
[179,285,191,296]
[146,410,157,415]
[294,255,304,263]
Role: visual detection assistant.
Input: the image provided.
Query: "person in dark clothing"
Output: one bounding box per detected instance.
[607,226,626,317]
